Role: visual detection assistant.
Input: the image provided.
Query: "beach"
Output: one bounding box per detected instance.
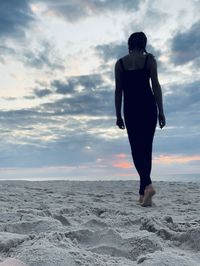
[0,180,200,266]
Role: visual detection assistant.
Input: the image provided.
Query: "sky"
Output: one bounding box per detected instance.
[0,0,200,181]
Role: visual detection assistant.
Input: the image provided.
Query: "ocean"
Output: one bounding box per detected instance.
[0,173,199,183]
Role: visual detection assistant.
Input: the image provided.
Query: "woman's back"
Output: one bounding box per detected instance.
[119,53,156,114]
[120,52,149,70]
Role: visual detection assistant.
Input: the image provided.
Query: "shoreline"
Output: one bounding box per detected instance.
[0,178,199,183]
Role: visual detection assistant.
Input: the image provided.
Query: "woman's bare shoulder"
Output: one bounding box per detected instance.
[115,59,121,71]
[147,53,157,68]
[147,53,156,60]
[116,54,128,63]
[115,55,128,71]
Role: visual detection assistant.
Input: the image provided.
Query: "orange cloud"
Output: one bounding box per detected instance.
[154,155,200,164]
[114,153,127,158]
[113,162,133,169]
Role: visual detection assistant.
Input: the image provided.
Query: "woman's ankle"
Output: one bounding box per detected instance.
[145,184,153,189]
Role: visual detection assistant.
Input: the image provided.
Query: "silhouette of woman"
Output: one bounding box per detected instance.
[114,32,166,207]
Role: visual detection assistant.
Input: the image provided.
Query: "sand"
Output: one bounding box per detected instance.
[0,180,200,266]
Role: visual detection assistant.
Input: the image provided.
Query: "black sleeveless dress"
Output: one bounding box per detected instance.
[119,54,158,195]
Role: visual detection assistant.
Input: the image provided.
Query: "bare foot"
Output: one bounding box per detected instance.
[139,195,144,204]
[141,186,156,207]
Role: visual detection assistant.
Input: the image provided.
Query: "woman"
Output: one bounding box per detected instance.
[114,32,166,207]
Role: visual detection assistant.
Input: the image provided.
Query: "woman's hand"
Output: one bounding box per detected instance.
[116,117,125,129]
[158,112,166,129]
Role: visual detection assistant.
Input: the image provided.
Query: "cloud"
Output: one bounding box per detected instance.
[152,78,200,156]
[31,73,112,115]
[30,65,200,123]
[0,76,199,169]
[0,45,16,55]
[0,44,18,64]
[0,0,35,39]
[0,39,64,72]
[96,42,127,62]
[154,154,200,164]
[33,88,53,98]
[164,79,200,115]
[30,73,114,116]
[22,41,64,70]
[30,73,105,98]
[0,0,199,174]
[0,106,116,168]
[0,2,63,71]
[95,41,162,63]
[171,20,200,65]
[51,74,103,95]
[37,0,140,22]
[40,88,113,116]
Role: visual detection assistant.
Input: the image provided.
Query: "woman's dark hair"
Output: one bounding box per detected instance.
[128,32,147,54]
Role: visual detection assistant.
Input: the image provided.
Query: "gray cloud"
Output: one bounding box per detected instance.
[0,1,64,71]
[33,88,53,98]
[31,70,200,121]
[0,45,16,55]
[0,0,35,39]
[41,88,113,116]
[29,72,114,116]
[31,73,105,98]
[22,41,64,70]
[171,20,200,65]
[0,44,18,64]
[52,74,103,94]
[2,97,17,101]
[35,0,140,22]
[0,106,115,168]
[1,74,200,168]
[164,80,200,115]
[0,39,64,71]
[96,43,127,62]
[154,129,200,155]
[95,41,162,63]
[0,102,199,169]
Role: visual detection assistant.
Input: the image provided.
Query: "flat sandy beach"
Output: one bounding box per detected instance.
[0,180,200,265]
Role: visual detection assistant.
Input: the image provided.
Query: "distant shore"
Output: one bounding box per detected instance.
[0,173,200,183]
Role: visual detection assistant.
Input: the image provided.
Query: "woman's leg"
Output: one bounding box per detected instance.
[126,121,156,196]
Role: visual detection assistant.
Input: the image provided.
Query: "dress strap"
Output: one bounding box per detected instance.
[143,54,149,69]
[119,59,125,72]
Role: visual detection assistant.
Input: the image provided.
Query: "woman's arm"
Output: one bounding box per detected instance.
[149,55,166,128]
[114,60,125,129]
